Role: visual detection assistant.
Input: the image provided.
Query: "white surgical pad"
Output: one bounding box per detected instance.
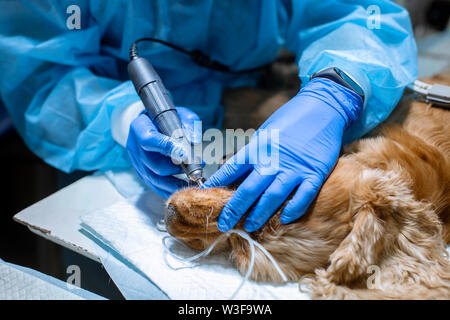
[0,259,104,300]
[81,190,307,300]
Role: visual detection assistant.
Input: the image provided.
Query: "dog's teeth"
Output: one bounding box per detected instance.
[157,219,167,232]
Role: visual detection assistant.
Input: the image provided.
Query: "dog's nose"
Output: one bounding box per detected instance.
[165,204,177,228]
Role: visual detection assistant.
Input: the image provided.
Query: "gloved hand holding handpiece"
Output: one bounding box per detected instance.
[127,106,202,198]
[126,42,204,199]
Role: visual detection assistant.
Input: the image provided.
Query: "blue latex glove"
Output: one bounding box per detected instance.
[203,77,363,232]
[127,107,201,198]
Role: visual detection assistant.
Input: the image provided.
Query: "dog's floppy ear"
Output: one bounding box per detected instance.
[323,204,385,285]
[306,168,450,299]
[318,169,396,285]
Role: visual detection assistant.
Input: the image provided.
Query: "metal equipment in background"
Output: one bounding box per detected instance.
[407,79,450,108]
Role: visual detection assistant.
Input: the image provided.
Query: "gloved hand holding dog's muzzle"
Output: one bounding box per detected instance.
[203,77,363,232]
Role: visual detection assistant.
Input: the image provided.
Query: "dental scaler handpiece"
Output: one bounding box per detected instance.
[128,55,203,185]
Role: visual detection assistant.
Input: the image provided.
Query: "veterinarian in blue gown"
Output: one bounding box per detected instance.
[0,1,417,231]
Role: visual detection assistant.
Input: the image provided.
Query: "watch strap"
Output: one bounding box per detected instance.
[311,67,365,102]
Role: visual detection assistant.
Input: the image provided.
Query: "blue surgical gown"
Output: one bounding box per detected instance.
[0,0,417,173]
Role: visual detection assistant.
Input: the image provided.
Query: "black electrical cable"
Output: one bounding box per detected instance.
[129,37,271,74]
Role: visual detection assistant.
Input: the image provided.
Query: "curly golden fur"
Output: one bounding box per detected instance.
[164,73,450,299]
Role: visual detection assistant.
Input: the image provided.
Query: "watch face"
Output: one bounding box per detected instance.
[335,68,365,97]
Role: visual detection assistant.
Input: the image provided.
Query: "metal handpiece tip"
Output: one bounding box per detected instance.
[188,168,204,187]
[197,179,205,187]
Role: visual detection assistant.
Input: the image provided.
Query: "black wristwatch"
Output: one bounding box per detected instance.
[311,67,365,102]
